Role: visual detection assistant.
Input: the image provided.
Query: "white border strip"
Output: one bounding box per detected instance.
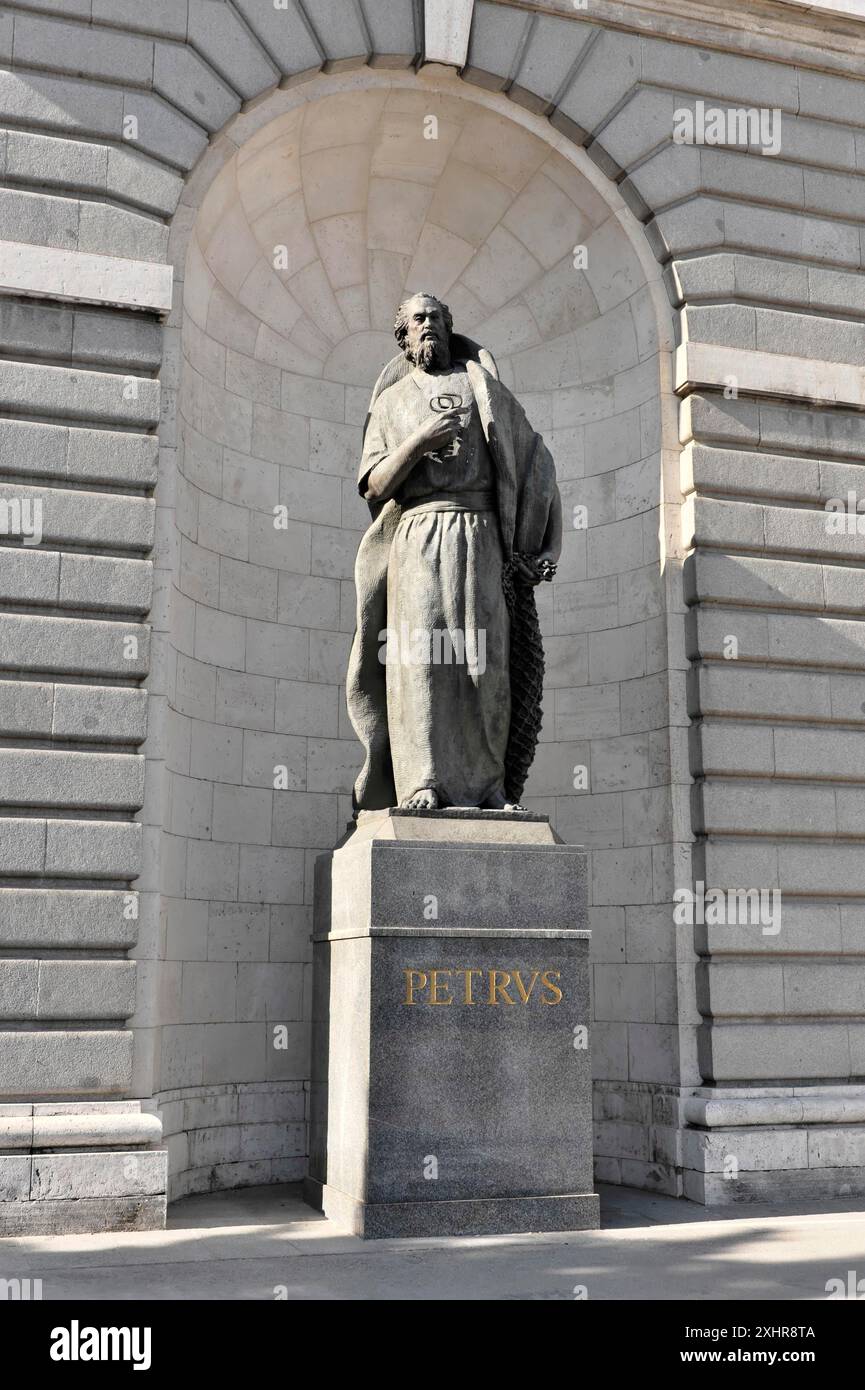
[0,240,174,314]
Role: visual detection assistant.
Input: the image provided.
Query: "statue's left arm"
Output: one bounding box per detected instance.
[514,423,563,585]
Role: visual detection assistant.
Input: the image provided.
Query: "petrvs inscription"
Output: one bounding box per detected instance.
[403,968,564,1006]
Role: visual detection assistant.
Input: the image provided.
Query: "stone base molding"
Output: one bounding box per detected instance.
[684,1086,865,1204]
[0,1101,166,1235]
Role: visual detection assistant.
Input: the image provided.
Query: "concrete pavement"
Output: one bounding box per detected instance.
[1,1184,864,1300]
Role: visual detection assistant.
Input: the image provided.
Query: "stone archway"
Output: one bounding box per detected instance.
[152,69,684,1199]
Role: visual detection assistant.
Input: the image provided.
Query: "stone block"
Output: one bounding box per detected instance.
[0,297,73,356]
[67,427,158,486]
[3,125,100,197]
[14,11,154,84]
[555,28,640,136]
[0,66,123,140]
[59,554,152,614]
[215,669,275,731]
[0,888,137,949]
[211,784,272,846]
[301,0,368,61]
[45,818,141,879]
[0,960,38,1019]
[681,392,759,447]
[783,963,865,1018]
[244,618,308,682]
[72,307,162,368]
[207,902,270,962]
[219,556,278,621]
[232,0,322,75]
[309,811,596,1237]
[593,964,654,1024]
[694,721,773,777]
[53,683,148,744]
[237,967,304,1023]
[77,201,168,262]
[31,1149,166,1200]
[592,846,653,906]
[242,729,305,790]
[699,962,784,1021]
[0,547,58,604]
[628,1023,679,1084]
[700,1020,854,1083]
[237,845,305,905]
[237,1084,304,1125]
[0,819,47,874]
[37,960,136,1020]
[0,186,77,251]
[0,1156,31,1202]
[0,679,54,736]
[465,0,528,90]
[153,41,239,133]
[201,1022,266,1085]
[0,749,143,811]
[0,480,153,552]
[275,678,339,738]
[273,792,339,850]
[0,1031,133,1096]
[193,605,246,669]
[0,360,159,428]
[186,0,278,100]
[265,1021,309,1079]
[513,14,594,110]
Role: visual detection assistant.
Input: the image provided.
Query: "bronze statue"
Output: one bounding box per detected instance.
[347,292,562,814]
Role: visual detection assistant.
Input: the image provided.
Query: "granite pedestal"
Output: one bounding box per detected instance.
[304,809,598,1238]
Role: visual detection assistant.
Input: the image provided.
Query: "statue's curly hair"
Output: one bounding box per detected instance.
[393,292,453,352]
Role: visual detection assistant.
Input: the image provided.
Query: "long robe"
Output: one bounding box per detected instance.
[367,367,509,806]
[347,352,560,813]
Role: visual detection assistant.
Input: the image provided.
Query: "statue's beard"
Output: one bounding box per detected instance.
[407,337,449,371]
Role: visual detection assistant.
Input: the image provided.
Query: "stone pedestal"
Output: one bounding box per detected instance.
[305,809,598,1238]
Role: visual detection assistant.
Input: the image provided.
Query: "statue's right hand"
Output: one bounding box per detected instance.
[414,409,463,453]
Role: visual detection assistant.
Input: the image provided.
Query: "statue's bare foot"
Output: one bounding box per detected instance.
[482,790,526,813]
[402,788,439,810]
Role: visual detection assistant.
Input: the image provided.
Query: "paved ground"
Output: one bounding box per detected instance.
[2,1184,865,1300]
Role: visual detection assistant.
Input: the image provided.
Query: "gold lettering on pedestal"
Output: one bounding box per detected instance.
[429,969,453,1005]
[462,968,482,1004]
[403,968,564,1005]
[513,970,540,1003]
[488,970,515,1005]
[403,969,428,1004]
[540,970,563,1005]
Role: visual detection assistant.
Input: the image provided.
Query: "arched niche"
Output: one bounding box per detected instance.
[154,70,682,1198]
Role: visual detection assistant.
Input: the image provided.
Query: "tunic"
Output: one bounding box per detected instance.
[360,366,511,807]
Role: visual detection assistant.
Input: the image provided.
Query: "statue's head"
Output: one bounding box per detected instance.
[394,292,453,371]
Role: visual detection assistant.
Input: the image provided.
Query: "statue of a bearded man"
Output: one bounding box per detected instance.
[347,292,562,814]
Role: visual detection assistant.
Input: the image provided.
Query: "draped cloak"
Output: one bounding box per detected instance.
[346,341,560,812]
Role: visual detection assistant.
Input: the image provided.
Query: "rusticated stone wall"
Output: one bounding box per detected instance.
[2,0,865,1220]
